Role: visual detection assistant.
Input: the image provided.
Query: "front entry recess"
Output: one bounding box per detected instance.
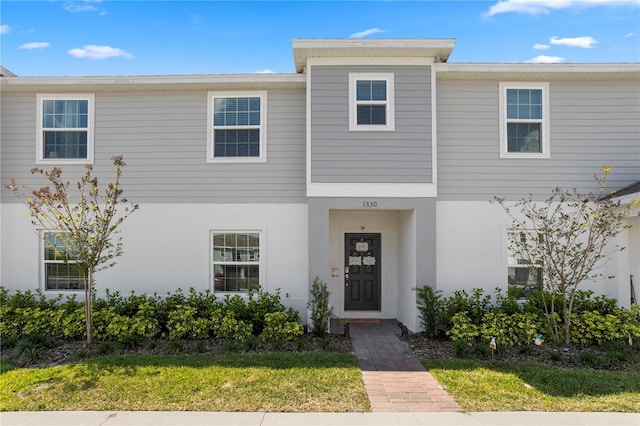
[345,233,381,311]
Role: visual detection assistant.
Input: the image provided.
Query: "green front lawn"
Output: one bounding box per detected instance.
[1,353,369,412]
[423,359,640,412]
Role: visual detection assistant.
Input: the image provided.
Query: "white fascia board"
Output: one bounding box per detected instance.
[0,74,307,91]
[438,63,640,73]
[436,63,640,80]
[307,183,437,198]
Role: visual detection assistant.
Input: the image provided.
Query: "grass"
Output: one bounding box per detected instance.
[422,359,640,413]
[0,353,369,412]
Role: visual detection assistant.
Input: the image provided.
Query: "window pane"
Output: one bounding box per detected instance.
[507,123,541,153]
[357,105,386,125]
[43,131,88,159]
[43,100,88,129]
[213,264,260,292]
[356,80,386,101]
[356,80,370,101]
[508,266,542,297]
[46,263,84,290]
[506,89,542,120]
[236,98,249,112]
[370,80,387,101]
[214,130,259,157]
[225,112,237,126]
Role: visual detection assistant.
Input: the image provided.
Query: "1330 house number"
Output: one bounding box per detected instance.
[362,201,378,208]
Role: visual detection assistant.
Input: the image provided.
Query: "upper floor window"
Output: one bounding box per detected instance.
[349,73,395,131]
[43,232,84,291]
[207,92,267,163]
[499,82,549,158]
[37,94,95,164]
[212,231,262,292]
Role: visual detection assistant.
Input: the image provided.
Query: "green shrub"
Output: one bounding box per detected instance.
[259,311,303,342]
[166,305,211,340]
[447,312,480,344]
[492,287,523,315]
[480,312,540,347]
[442,288,492,328]
[415,285,444,337]
[308,277,333,337]
[211,309,252,340]
[570,306,640,346]
[94,304,159,342]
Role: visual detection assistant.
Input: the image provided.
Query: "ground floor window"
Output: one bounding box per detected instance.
[507,230,543,297]
[43,232,84,290]
[212,231,261,292]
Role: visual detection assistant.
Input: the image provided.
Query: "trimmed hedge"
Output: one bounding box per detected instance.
[0,286,302,344]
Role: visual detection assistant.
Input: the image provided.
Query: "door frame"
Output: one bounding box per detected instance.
[341,230,384,313]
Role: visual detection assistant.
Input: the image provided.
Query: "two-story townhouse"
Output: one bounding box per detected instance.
[1,39,639,332]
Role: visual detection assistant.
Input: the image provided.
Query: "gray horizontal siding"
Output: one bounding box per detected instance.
[1,89,306,203]
[310,65,433,184]
[436,80,640,201]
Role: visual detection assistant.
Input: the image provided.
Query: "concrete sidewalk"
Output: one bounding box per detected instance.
[2,411,639,426]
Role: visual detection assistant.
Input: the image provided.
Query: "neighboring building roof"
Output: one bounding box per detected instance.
[292,38,456,73]
[0,66,16,77]
[612,181,640,199]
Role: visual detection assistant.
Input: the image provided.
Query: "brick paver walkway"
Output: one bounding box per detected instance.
[346,319,460,412]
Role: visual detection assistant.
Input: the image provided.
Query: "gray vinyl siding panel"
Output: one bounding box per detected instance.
[310,65,433,183]
[1,89,307,203]
[436,80,640,201]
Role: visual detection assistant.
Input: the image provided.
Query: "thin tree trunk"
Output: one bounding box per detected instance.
[84,271,94,346]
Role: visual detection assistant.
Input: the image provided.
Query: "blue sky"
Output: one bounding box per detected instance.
[1,0,639,76]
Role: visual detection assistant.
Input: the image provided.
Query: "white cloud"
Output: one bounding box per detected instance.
[550,35,598,48]
[484,0,640,17]
[19,42,51,50]
[624,32,638,37]
[67,45,133,59]
[534,43,550,50]
[64,0,106,15]
[350,28,386,38]
[527,55,566,63]
[0,25,10,34]
[255,69,275,74]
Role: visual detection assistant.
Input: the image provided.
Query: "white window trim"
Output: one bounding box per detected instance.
[207,91,267,163]
[36,93,95,165]
[348,73,395,132]
[210,229,265,293]
[40,231,83,292]
[499,82,550,159]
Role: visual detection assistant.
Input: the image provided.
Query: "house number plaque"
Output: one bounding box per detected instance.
[362,256,376,266]
[348,256,362,266]
[355,241,368,252]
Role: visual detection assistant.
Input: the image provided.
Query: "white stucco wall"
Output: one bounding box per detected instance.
[436,201,626,302]
[1,203,310,316]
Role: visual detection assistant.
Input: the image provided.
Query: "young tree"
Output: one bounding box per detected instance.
[6,155,138,345]
[493,166,638,345]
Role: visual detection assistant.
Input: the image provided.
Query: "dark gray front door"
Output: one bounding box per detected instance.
[344,233,381,311]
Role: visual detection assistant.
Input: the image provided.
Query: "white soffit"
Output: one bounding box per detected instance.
[292,38,456,72]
